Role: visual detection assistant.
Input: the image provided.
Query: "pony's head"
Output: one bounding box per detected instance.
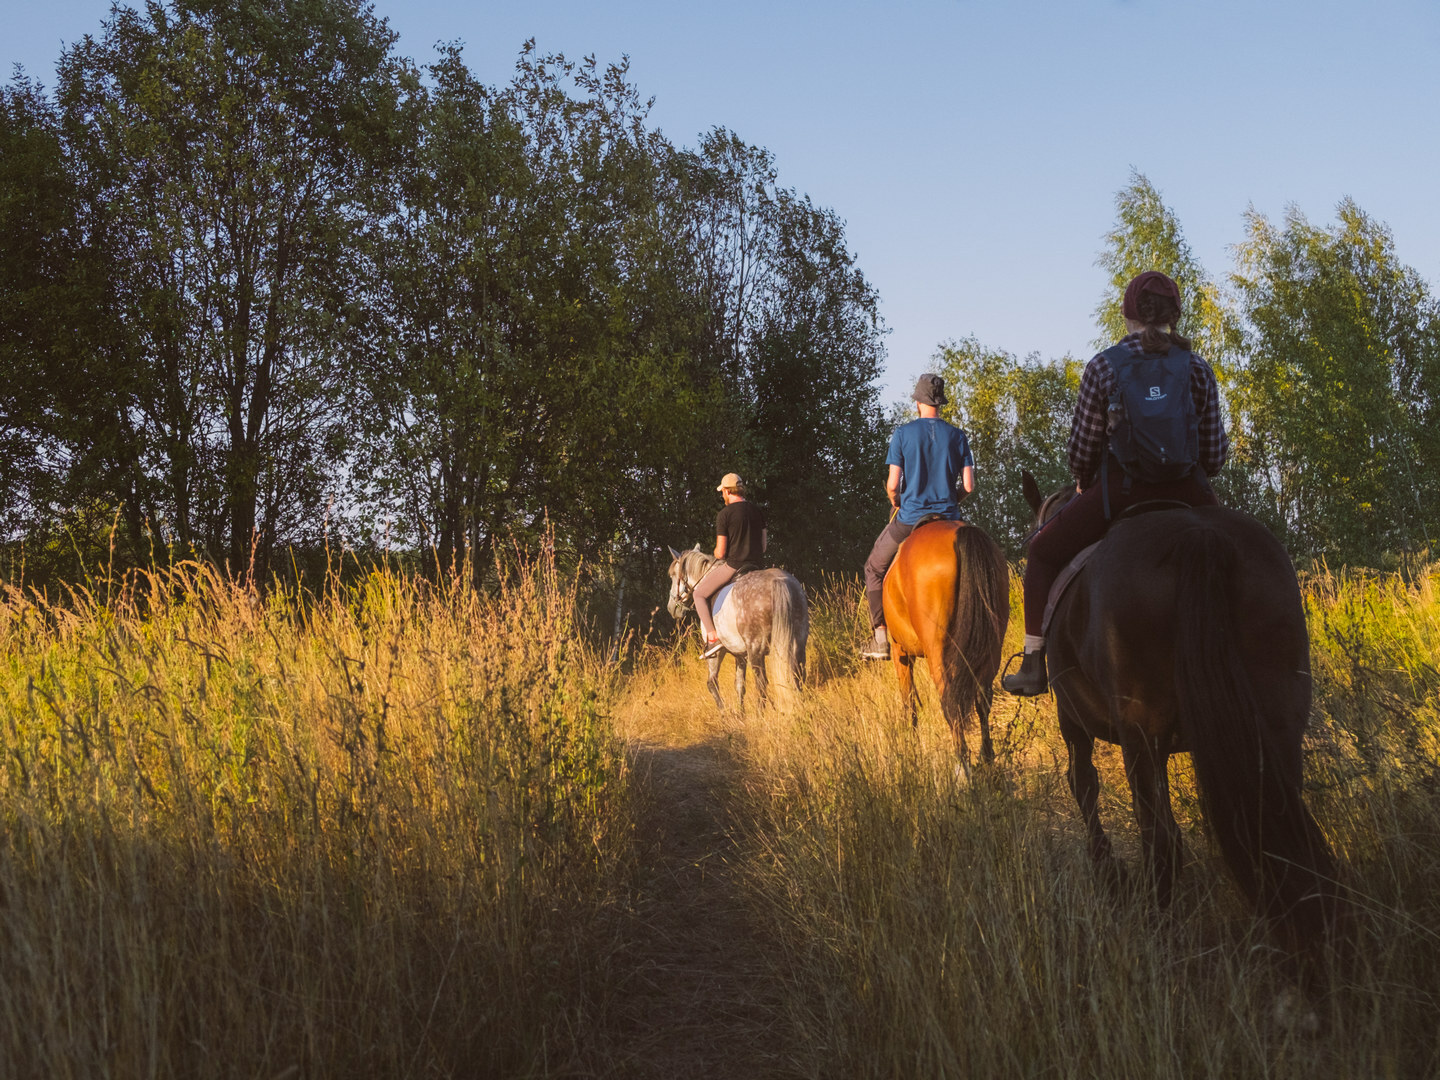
[1022,469,1079,528]
[665,544,705,620]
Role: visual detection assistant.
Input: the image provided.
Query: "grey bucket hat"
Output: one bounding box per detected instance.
[911,373,947,407]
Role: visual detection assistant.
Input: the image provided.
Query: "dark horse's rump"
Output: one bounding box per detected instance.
[1045,503,1342,974]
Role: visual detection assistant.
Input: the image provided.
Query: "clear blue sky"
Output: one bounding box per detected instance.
[7,0,1440,400]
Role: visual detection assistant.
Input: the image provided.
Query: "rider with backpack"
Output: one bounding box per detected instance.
[1001,271,1228,696]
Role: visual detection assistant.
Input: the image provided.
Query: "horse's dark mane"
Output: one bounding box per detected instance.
[1038,484,1078,526]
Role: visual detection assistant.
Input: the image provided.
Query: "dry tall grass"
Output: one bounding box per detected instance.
[702,569,1440,1078]
[0,556,631,1077]
[8,552,1440,1077]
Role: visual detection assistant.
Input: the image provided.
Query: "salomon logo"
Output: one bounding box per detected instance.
[1148,386,1163,399]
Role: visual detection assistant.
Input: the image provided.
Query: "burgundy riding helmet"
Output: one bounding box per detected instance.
[1121,271,1182,320]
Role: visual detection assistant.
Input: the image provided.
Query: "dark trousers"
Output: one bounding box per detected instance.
[863,520,915,629]
[1022,470,1219,636]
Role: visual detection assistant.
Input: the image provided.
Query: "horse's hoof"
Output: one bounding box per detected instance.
[1272,986,1320,1036]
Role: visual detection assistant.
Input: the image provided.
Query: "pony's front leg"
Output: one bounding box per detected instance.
[706,654,725,711]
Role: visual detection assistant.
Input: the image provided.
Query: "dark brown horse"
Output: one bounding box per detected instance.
[883,520,1009,769]
[1021,471,1342,970]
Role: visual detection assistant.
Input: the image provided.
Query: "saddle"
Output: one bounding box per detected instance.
[911,513,963,530]
[1040,500,1194,639]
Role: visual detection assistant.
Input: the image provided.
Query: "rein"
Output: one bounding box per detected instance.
[672,551,715,609]
[1020,485,1079,548]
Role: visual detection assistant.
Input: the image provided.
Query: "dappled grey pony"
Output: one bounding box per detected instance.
[666,545,808,711]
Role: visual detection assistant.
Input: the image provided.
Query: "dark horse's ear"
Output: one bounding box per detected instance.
[1022,470,1043,514]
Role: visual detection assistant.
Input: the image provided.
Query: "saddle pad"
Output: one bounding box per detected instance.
[711,581,735,619]
[1042,541,1102,639]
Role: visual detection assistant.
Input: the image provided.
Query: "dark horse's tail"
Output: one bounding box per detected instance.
[1172,526,1341,965]
[943,525,1010,723]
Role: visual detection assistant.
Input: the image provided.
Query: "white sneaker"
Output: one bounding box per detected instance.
[701,638,726,659]
[859,631,890,661]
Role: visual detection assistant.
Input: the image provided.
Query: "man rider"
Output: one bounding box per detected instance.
[860,373,976,660]
[694,472,768,659]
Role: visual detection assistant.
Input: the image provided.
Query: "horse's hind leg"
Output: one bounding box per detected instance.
[1062,709,1120,894]
[707,655,725,711]
[976,683,995,765]
[936,674,975,765]
[750,652,769,708]
[1121,737,1182,909]
[893,653,918,726]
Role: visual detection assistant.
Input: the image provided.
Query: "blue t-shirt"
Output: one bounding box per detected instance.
[886,418,974,525]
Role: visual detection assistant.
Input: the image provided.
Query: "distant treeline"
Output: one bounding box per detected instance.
[945,174,1440,570]
[5,3,1438,596]
[0,0,889,591]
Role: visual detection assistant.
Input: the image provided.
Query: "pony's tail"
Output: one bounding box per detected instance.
[943,526,1010,723]
[1173,527,1340,963]
[768,574,808,704]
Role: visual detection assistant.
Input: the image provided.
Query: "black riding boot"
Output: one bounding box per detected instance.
[1002,649,1048,696]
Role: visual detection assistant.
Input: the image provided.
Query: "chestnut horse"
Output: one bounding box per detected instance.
[1021,471,1342,971]
[882,520,1009,768]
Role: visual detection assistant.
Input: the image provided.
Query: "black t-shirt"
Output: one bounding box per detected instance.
[715,500,766,566]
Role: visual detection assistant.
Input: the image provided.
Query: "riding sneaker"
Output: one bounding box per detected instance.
[1001,648,1048,696]
[859,629,891,661]
[701,636,726,659]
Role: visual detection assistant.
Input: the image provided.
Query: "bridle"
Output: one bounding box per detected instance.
[669,550,711,610]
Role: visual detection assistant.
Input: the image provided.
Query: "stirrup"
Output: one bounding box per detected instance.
[1001,649,1048,696]
[859,629,890,661]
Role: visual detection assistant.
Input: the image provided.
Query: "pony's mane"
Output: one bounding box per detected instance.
[682,549,716,580]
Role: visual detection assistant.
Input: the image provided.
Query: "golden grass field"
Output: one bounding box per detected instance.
[3,554,1439,1077]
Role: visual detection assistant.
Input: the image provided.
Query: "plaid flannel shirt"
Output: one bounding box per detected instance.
[1066,334,1228,488]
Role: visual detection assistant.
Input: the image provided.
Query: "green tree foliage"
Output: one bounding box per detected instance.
[0,78,80,540]
[688,132,889,576]
[1231,200,1440,567]
[3,4,891,594]
[51,0,403,572]
[362,44,716,580]
[935,338,1079,555]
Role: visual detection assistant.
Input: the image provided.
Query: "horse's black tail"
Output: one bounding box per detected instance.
[943,526,1010,724]
[1172,526,1340,963]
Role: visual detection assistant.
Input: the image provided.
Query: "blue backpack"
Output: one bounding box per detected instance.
[1104,344,1199,485]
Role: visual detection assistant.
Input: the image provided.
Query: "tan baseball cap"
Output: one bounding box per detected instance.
[716,472,744,492]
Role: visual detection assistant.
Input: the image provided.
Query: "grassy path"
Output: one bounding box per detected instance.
[607,689,806,1079]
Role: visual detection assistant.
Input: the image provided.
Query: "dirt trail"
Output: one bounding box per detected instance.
[607,722,805,1079]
